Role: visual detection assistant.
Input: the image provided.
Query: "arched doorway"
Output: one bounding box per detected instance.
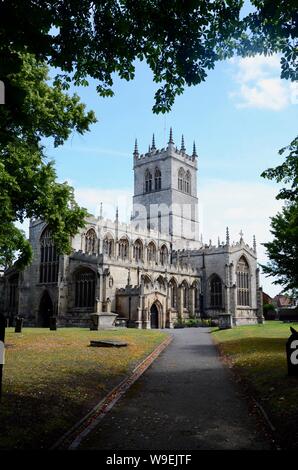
[38,291,53,327]
[150,303,159,329]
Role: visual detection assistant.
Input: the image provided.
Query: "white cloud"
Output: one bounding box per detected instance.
[75,187,133,222]
[236,78,290,111]
[229,55,294,110]
[232,55,280,82]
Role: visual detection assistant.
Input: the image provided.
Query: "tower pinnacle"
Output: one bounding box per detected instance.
[133,139,139,157]
[253,235,257,252]
[168,127,174,145]
[192,141,198,158]
[181,135,186,153]
[151,133,156,150]
[226,227,230,246]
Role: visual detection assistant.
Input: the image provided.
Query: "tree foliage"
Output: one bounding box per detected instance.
[261,136,298,202]
[0,1,297,113]
[0,53,96,268]
[261,137,298,292]
[261,203,298,291]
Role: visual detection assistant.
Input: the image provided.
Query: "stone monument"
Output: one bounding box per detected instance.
[90,298,118,330]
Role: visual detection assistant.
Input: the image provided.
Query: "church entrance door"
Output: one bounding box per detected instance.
[39,291,53,327]
[150,303,159,329]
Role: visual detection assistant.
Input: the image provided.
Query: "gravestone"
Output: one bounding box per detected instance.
[286,327,298,377]
[15,317,23,333]
[90,339,127,348]
[49,317,57,331]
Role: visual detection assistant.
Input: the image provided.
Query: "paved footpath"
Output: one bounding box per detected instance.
[81,328,271,450]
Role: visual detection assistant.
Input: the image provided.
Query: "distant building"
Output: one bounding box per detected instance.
[1,130,264,328]
[262,292,273,305]
[273,294,295,309]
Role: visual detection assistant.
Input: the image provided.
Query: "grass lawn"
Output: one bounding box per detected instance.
[212,321,298,449]
[0,327,167,450]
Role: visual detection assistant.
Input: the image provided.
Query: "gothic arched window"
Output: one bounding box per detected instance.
[185,170,191,195]
[182,282,189,309]
[237,256,250,306]
[133,239,143,262]
[169,279,178,309]
[155,167,161,191]
[192,280,199,310]
[160,244,168,266]
[156,276,165,291]
[85,228,97,254]
[145,169,152,193]
[40,227,59,284]
[142,274,152,289]
[210,274,223,308]
[103,234,114,257]
[178,168,185,191]
[147,241,156,263]
[75,268,96,308]
[119,237,129,260]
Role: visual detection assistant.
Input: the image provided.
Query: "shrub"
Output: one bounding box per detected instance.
[184,319,200,328]
[200,318,211,327]
[173,319,185,328]
[263,303,277,320]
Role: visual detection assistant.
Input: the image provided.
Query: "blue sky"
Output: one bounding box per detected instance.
[43,54,297,297]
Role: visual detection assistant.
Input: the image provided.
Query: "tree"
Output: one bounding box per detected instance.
[261,137,298,292]
[261,203,298,291]
[0,1,297,113]
[0,52,96,268]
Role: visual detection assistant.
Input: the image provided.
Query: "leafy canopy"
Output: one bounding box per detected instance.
[0,52,96,268]
[0,1,297,113]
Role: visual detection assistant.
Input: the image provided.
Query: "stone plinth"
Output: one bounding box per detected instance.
[90,312,118,330]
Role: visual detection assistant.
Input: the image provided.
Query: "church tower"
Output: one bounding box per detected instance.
[132,129,200,247]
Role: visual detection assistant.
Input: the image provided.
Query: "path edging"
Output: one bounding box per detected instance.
[51,334,173,450]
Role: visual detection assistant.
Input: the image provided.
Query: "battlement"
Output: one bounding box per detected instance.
[133,128,198,169]
[175,235,257,258]
[70,250,102,263]
[69,245,199,275]
[134,146,197,168]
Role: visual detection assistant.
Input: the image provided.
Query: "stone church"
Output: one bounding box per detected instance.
[1,130,263,328]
